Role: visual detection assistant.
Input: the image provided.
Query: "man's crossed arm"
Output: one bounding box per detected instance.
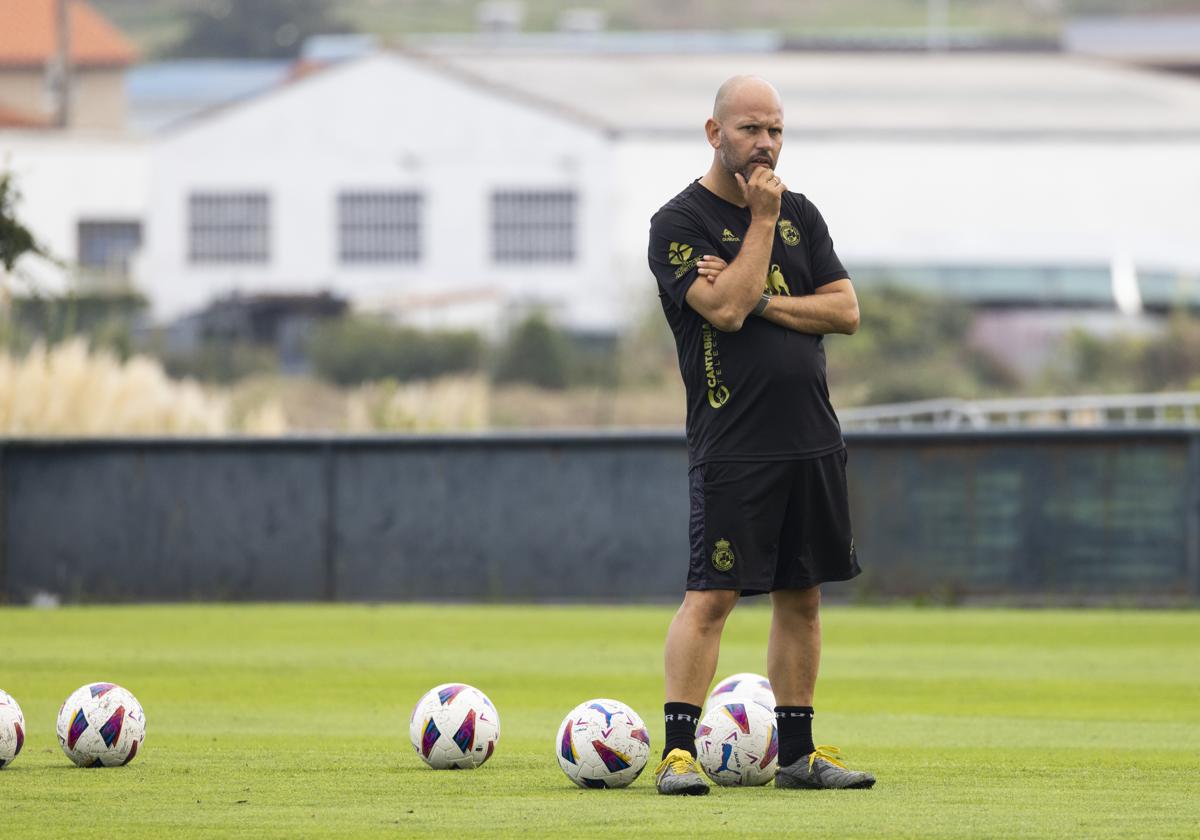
[696,255,860,336]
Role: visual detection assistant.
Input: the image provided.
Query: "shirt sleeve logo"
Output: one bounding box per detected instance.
[668,242,693,265]
[778,219,800,246]
[668,241,700,279]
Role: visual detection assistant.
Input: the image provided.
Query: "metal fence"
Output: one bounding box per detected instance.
[1,429,1197,604]
[840,392,1200,430]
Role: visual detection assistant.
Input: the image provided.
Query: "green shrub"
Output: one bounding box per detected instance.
[159,341,279,384]
[492,313,573,389]
[4,291,146,358]
[309,317,482,385]
[826,284,1017,404]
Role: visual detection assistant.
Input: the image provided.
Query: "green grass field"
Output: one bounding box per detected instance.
[2,605,1198,838]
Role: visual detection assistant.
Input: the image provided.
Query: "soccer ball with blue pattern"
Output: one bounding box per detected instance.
[409,683,500,769]
[704,671,776,716]
[696,699,778,786]
[0,689,25,769]
[555,698,650,789]
[56,682,146,767]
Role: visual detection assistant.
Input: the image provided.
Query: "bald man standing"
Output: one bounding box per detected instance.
[647,76,875,794]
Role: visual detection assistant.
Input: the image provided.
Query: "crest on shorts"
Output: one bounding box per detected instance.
[711,539,735,572]
[778,219,800,246]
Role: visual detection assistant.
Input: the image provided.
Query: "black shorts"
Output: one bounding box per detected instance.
[687,450,861,595]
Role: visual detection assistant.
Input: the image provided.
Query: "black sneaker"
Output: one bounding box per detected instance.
[775,746,876,790]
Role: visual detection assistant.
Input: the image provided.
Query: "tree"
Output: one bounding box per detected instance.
[168,0,354,60]
[493,313,573,390]
[1,168,59,348]
[825,284,1017,405]
[0,170,52,274]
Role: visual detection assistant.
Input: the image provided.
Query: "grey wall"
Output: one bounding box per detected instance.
[2,430,1197,603]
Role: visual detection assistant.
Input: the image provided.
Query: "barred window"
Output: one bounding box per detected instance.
[188,192,270,263]
[491,190,576,263]
[78,220,141,278]
[338,191,422,263]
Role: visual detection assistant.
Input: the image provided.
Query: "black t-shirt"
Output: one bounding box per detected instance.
[648,180,848,466]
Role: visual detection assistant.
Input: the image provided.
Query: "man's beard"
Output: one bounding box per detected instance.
[719,140,773,182]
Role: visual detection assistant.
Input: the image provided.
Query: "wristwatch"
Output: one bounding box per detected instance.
[752,292,771,316]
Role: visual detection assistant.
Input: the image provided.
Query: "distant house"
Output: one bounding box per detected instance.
[0,0,145,296]
[0,132,148,293]
[142,52,616,333]
[0,0,137,131]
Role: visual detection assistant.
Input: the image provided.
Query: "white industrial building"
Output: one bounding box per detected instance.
[141,52,615,332]
[429,50,1200,315]
[4,46,1200,335]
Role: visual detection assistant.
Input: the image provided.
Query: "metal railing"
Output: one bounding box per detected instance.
[840,392,1200,430]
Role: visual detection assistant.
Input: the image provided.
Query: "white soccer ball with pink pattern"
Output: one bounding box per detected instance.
[56,682,146,767]
[704,671,776,715]
[696,698,779,786]
[555,698,650,789]
[409,683,500,769]
[0,689,26,769]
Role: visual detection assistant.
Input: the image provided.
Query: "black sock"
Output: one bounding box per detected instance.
[776,706,815,767]
[662,702,702,759]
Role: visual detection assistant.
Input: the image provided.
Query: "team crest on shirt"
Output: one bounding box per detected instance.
[778,219,800,246]
[712,539,735,572]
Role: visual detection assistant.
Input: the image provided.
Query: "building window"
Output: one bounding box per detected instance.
[491,189,576,263]
[78,220,142,279]
[188,192,270,264]
[338,191,422,263]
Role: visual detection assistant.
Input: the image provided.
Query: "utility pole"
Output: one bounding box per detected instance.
[54,0,72,128]
[927,0,949,52]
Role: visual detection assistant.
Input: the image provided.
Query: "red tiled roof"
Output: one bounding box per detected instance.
[0,0,138,68]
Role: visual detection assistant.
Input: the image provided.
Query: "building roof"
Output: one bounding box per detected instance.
[126,60,292,134]
[128,43,1200,143]
[0,0,137,68]
[1064,15,1200,66]
[427,50,1200,140]
[153,51,612,139]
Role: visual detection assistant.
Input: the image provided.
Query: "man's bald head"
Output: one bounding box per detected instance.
[712,75,783,122]
[706,75,785,183]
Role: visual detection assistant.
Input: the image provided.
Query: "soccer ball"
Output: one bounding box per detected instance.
[0,690,25,769]
[56,682,146,767]
[555,699,650,789]
[696,699,779,786]
[409,683,500,769]
[705,672,775,715]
